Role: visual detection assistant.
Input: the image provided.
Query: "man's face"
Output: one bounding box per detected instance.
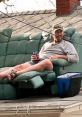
[54,29,64,42]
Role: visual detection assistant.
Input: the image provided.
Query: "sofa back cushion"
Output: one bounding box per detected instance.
[71,32,82,71]
[4,32,42,67]
[0,28,12,67]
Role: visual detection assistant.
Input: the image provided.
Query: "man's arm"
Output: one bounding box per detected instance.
[48,54,68,60]
[64,41,79,63]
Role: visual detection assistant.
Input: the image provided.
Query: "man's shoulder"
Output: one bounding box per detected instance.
[62,40,74,48]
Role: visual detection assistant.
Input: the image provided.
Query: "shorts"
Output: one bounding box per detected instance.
[29,59,43,65]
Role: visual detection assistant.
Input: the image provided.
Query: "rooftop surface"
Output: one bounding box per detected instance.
[0,6,82,36]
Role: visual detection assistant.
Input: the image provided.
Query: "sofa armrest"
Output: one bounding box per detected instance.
[51,59,79,76]
[59,63,80,75]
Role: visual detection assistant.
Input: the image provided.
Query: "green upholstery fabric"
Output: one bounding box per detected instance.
[4,32,42,67]
[13,71,41,81]
[0,84,16,100]
[64,28,75,37]
[51,59,70,67]
[0,28,12,68]
[30,76,44,89]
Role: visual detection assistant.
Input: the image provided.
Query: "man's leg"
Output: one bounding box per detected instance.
[17,59,53,75]
[0,62,32,79]
[0,59,53,79]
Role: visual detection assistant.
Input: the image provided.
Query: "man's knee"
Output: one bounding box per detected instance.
[44,59,52,64]
[43,59,53,70]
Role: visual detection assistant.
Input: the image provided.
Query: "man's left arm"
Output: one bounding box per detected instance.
[49,54,68,60]
[64,42,79,63]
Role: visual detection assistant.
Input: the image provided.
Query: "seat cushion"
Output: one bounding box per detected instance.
[14,70,56,82]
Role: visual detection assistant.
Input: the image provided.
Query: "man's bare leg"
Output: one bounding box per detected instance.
[0,59,53,79]
[0,67,13,78]
[0,62,32,79]
[17,59,53,75]
[13,62,32,71]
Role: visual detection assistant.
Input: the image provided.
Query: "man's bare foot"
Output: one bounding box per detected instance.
[7,70,17,80]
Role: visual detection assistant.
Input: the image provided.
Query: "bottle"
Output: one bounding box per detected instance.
[32,51,39,63]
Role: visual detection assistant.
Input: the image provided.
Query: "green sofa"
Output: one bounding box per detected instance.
[0,27,81,99]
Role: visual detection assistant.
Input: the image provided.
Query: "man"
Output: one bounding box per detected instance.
[0,25,79,80]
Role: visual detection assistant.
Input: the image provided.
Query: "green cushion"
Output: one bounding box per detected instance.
[0,43,7,56]
[0,84,16,100]
[11,35,29,41]
[41,71,56,82]
[2,28,12,38]
[7,40,28,54]
[5,54,31,67]
[0,34,9,43]
[30,76,44,89]
[71,32,82,43]
[45,72,56,81]
[13,71,40,82]
[0,28,12,68]
[17,76,44,89]
[0,56,5,68]
[64,28,75,37]
[51,59,70,67]
[5,39,40,66]
[30,32,42,40]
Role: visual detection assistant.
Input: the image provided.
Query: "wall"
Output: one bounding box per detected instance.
[56,0,80,16]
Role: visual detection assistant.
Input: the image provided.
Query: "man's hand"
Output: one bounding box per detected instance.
[7,70,17,80]
[31,54,40,62]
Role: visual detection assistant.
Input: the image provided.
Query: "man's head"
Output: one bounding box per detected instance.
[52,24,64,42]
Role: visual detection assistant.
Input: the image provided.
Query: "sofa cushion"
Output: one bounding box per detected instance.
[64,28,75,37]
[13,70,56,82]
[51,59,70,67]
[0,28,12,68]
[71,32,81,43]
[30,76,44,89]
[5,39,40,67]
[29,32,42,40]
[64,28,76,42]
[0,28,12,42]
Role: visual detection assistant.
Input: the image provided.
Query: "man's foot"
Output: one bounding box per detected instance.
[7,70,17,80]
